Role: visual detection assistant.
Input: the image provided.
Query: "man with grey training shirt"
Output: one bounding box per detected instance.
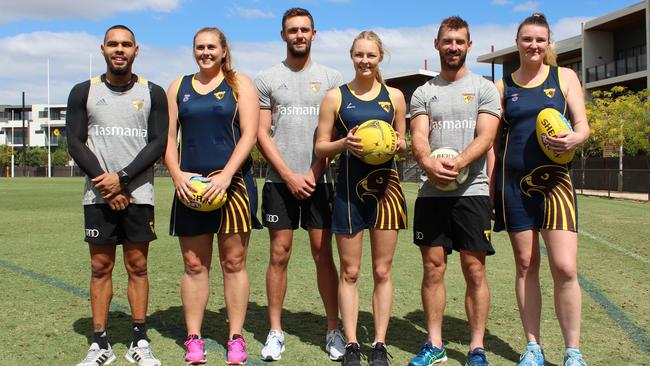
[408,16,501,366]
[67,25,168,366]
[255,7,346,362]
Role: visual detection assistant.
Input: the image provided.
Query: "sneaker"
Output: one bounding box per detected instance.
[408,341,447,366]
[564,349,587,366]
[518,343,545,366]
[368,342,391,366]
[184,335,207,365]
[261,330,285,361]
[342,343,362,366]
[76,343,117,366]
[326,329,346,361]
[125,339,161,366]
[227,335,248,365]
[465,348,489,366]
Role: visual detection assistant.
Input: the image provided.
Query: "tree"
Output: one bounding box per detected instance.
[52,148,71,166]
[18,147,48,167]
[587,87,650,156]
[0,145,14,167]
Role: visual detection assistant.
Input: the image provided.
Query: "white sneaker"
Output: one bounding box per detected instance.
[76,342,117,366]
[261,330,285,361]
[125,339,162,366]
[325,329,346,361]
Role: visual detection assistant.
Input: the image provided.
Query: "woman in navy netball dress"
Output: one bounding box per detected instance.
[491,14,590,366]
[315,31,407,366]
[163,27,261,365]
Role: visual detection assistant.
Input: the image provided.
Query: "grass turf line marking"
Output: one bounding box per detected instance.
[0,258,267,365]
[538,248,650,358]
[580,230,650,265]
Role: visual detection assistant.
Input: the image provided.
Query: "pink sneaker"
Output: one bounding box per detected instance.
[226,335,248,365]
[184,335,206,365]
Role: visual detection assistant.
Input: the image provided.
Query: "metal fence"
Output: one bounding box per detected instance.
[571,168,650,201]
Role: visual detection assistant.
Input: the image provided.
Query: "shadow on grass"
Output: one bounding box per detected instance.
[73,304,527,365]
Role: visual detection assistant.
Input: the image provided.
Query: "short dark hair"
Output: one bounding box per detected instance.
[282,8,314,31]
[437,16,470,41]
[104,25,136,44]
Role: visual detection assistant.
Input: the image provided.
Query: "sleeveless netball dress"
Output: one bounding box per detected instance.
[170,74,261,236]
[332,84,407,235]
[494,66,578,232]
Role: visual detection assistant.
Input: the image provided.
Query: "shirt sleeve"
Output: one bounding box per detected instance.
[65,81,105,178]
[329,69,344,90]
[255,72,272,110]
[478,78,501,118]
[409,85,428,119]
[120,82,169,178]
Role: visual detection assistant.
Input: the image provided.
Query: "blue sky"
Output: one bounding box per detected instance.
[0,0,641,104]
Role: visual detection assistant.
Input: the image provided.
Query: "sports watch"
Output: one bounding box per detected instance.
[118,170,130,188]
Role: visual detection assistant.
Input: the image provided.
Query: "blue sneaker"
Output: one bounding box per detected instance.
[518,343,545,366]
[564,349,587,366]
[465,348,489,366]
[408,341,447,366]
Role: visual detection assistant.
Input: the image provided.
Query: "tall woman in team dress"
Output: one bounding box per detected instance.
[315,31,407,366]
[164,27,261,366]
[491,13,590,366]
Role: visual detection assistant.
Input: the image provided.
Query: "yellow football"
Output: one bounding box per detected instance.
[536,107,575,164]
[354,119,397,165]
[181,176,227,212]
[429,147,469,191]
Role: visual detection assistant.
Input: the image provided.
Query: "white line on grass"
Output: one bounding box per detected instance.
[581,230,650,265]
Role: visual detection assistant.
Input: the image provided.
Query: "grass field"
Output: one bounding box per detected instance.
[0,177,648,366]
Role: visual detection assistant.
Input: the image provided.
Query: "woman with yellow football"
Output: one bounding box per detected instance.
[315,30,407,366]
[490,13,590,366]
[163,27,261,365]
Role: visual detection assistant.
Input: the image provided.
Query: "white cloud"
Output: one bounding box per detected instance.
[513,1,540,13]
[491,0,512,5]
[4,20,579,104]
[552,16,592,40]
[232,6,275,19]
[0,0,179,24]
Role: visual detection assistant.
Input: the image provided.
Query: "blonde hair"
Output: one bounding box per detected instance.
[193,27,238,94]
[350,31,385,83]
[516,13,557,66]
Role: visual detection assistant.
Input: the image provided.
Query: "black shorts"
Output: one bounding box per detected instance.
[413,196,494,255]
[83,204,156,244]
[261,182,333,230]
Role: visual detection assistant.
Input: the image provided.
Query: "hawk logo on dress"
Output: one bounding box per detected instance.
[310,81,321,92]
[207,170,253,234]
[462,94,475,104]
[132,100,144,111]
[544,88,556,98]
[356,168,407,230]
[520,165,576,231]
[182,94,190,103]
[378,101,391,113]
[214,91,226,100]
[511,93,519,102]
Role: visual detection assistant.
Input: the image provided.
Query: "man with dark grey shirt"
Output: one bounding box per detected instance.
[255,7,345,362]
[67,25,168,366]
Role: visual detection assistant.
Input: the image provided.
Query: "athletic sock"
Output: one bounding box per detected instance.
[565,347,581,354]
[132,322,147,344]
[93,331,109,350]
[527,341,540,350]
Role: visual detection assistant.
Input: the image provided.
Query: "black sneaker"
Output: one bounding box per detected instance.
[342,342,362,366]
[369,342,390,366]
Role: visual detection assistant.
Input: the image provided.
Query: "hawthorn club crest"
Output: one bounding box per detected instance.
[310,81,321,92]
[378,101,391,113]
[544,88,556,98]
[214,91,226,100]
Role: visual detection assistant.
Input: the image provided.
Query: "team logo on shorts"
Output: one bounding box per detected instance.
[214,91,226,100]
[265,214,280,223]
[544,88,556,98]
[182,94,191,103]
[484,229,491,241]
[310,81,321,92]
[378,101,391,113]
[462,94,475,104]
[132,100,144,111]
